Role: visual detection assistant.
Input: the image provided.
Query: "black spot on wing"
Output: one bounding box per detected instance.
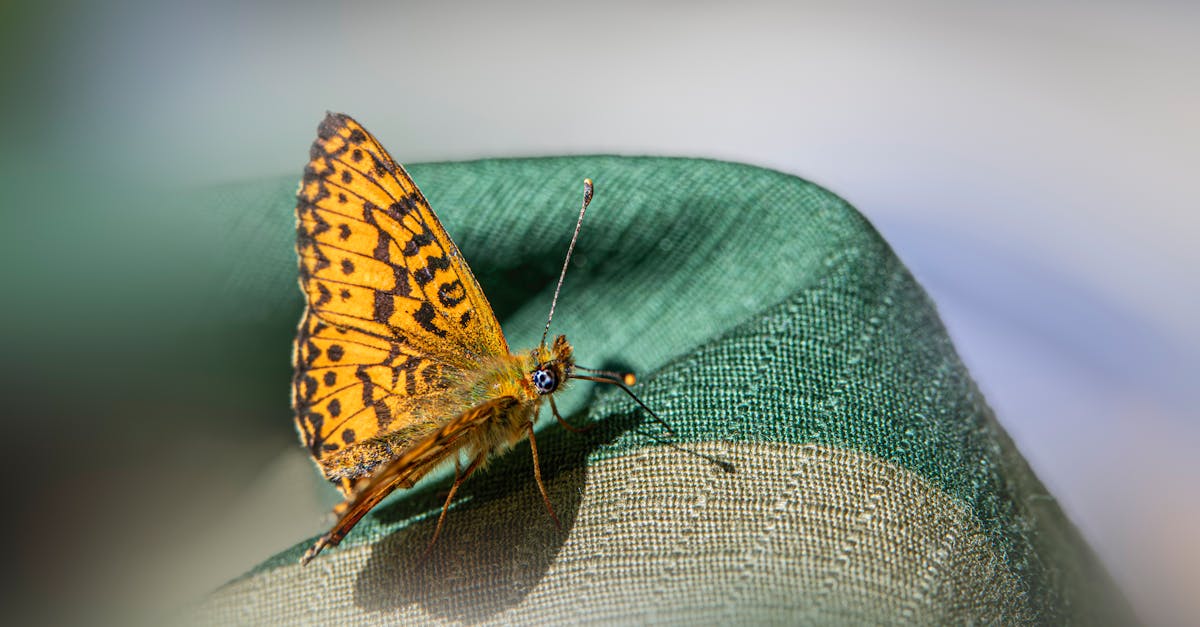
[303,341,322,366]
[302,375,318,400]
[296,195,318,221]
[427,253,451,273]
[356,365,374,407]
[324,371,337,386]
[298,419,315,447]
[413,253,451,286]
[373,291,394,323]
[413,302,446,338]
[437,280,466,307]
[401,227,434,256]
[413,266,433,286]
[303,218,322,243]
[398,355,421,396]
[327,344,345,362]
[373,399,392,429]
[364,208,393,264]
[305,411,325,449]
[387,197,418,219]
[312,247,331,272]
[392,266,411,297]
[317,113,341,140]
[370,154,389,177]
[316,283,332,306]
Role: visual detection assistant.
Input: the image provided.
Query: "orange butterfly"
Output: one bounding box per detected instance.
[292,113,660,565]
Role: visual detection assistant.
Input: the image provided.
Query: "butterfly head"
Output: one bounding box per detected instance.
[530,334,574,396]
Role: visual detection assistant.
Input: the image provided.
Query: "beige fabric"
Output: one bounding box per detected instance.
[192,443,1027,624]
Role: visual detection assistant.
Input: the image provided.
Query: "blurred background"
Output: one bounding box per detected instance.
[1,1,1196,624]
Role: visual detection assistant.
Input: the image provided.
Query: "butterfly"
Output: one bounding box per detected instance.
[292,113,662,565]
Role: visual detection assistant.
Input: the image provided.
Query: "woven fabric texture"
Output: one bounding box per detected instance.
[191,156,1127,624]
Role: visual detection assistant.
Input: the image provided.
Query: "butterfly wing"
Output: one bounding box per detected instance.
[293,113,509,492]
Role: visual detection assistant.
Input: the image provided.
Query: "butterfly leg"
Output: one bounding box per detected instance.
[526,421,563,530]
[549,396,595,434]
[423,451,486,560]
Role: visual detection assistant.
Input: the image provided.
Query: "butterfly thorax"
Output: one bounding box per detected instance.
[431,334,573,469]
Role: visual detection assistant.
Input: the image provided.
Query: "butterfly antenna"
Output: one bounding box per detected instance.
[575,364,638,387]
[570,374,674,437]
[541,179,594,350]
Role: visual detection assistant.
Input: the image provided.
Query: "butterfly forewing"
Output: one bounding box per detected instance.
[293,113,512,492]
[297,113,507,360]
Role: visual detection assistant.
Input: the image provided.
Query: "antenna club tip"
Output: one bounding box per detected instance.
[623,373,637,386]
[582,179,594,205]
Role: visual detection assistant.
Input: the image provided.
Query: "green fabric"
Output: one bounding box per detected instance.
[192,156,1127,623]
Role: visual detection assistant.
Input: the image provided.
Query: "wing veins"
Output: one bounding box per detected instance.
[324,149,453,264]
[308,178,475,337]
[295,379,383,411]
[299,262,424,305]
[314,178,425,241]
[299,239,415,275]
[304,308,483,366]
[304,309,442,355]
[299,338,458,370]
[317,156,465,332]
[303,192,417,239]
[300,276,420,306]
[319,387,457,437]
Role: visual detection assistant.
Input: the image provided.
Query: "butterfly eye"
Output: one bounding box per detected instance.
[531,368,558,395]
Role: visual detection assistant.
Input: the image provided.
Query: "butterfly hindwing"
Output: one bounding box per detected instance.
[292,313,453,464]
[300,396,523,564]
